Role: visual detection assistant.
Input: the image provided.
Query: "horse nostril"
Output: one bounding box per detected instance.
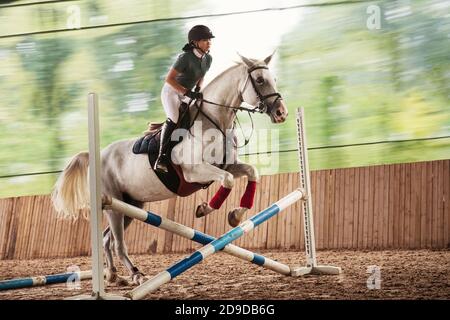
[276,110,283,117]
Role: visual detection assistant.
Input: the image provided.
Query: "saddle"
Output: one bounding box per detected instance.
[132,103,212,197]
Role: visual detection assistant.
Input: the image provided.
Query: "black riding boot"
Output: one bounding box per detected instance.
[153,118,177,173]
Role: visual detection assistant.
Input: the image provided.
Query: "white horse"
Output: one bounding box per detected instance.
[51,53,288,286]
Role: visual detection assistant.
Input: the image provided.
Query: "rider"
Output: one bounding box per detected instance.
[154,25,215,173]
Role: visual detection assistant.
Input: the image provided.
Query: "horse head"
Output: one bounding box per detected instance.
[238,52,288,123]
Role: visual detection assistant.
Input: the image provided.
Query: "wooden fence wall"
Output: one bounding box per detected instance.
[0,159,448,260]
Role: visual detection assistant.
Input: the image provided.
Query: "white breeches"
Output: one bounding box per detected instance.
[161,83,188,123]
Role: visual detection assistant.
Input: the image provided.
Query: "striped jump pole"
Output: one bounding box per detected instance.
[103,195,303,276]
[0,270,93,291]
[125,188,304,300]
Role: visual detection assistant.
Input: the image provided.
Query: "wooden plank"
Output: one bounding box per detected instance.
[382,164,390,249]
[0,198,14,259]
[367,166,375,249]
[267,174,280,249]
[437,161,445,248]
[317,170,326,249]
[285,173,295,249]
[392,164,401,248]
[331,169,337,249]
[19,197,35,259]
[230,178,242,248]
[326,169,335,249]
[295,172,304,250]
[338,169,347,248]
[182,197,192,252]
[374,165,382,249]
[352,167,360,249]
[156,199,168,253]
[310,171,318,250]
[250,176,263,249]
[420,162,427,248]
[443,160,449,249]
[13,197,24,259]
[398,164,406,249]
[275,173,284,249]
[282,173,291,249]
[433,161,441,248]
[163,198,177,253]
[28,196,41,258]
[427,161,434,248]
[320,169,328,249]
[331,169,339,249]
[358,167,369,250]
[404,163,412,249]
[44,197,57,258]
[173,192,184,253]
[259,175,270,249]
[343,168,354,249]
[388,164,397,248]
[410,163,421,249]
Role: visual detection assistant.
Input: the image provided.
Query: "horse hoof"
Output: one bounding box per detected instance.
[228,209,241,227]
[196,202,211,218]
[105,269,117,283]
[115,275,130,287]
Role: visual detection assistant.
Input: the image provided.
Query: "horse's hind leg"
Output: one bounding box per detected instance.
[102,225,117,284]
[107,196,146,286]
[102,214,135,286]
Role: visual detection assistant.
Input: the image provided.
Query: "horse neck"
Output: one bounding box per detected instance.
[190,64,244,132]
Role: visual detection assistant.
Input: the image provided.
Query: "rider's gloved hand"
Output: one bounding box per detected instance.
[184,89,203,100]
[194,85,201,93]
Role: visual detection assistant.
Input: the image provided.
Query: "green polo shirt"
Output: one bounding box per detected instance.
[173,50,212,90]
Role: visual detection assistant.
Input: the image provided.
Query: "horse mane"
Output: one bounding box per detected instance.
[143,61,257,137]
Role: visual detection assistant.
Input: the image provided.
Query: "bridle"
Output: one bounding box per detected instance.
[201,64,283,114]
[189,63,283,149]
[239,64,283,114]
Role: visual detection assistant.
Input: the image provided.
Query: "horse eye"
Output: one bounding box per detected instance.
[256,77,265,85]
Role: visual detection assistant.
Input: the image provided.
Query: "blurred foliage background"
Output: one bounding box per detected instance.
[0,0,449,198]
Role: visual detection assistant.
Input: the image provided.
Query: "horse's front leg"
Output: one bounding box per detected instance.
[223,161,259,227]
[182,162,235,220]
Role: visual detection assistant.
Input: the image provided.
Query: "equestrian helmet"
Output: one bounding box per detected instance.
[188,25,215,42]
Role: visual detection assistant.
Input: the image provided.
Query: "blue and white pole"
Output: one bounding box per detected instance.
[122,188,304,300]
[0,270,92,291]
[104,195,304,279]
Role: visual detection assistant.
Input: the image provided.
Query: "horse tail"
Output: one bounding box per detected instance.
[51,151,90,220]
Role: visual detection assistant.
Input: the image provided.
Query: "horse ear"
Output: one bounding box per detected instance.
[264,50,276,65]
[237,52,254,68]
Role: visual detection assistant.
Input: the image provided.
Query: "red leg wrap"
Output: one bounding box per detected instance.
[240,181,257,209]
[209,186,232,209]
